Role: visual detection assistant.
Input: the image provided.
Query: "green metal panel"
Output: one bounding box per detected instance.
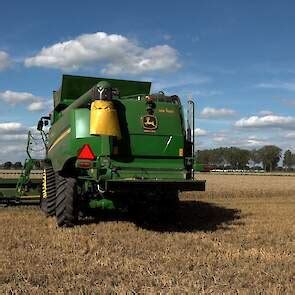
[0,178,41,197]
[48,95,187,177]
[115,98,184,158]
[48,109,104,171]
[74,109,90,138]
[56,74,151,105]
[194,163,204,172]
[122,100,183,135]
[47,75,190,183]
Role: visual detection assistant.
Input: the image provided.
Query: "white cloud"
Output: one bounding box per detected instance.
[0,90,37,104]
[200,107,236,119]
[0,122,28,161]
[235,115,295,129]
[27,101,47,111]
[213,135,227,142]
[259,110,273,116]
[0,51,11,71]
[0,90,47,112]
[0,122,46,163]
[244,138,268,148]
[24,32,181,75]
[152,75,211,94]
[0,144,26,154]
[284,132,295,139]
[194,128,207,136]
[210,131,271,149]
[193,90,222,97]
[1,134,28,141]
[0,122,24,133]
[257,81,295,91]
[0,143,27,163]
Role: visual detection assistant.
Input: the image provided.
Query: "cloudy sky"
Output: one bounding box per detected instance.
[0,0,294,163]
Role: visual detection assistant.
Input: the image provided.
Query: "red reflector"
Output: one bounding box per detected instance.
[77,144,95,160]
[77,161,92,169]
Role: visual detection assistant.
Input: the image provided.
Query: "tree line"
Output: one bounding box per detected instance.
[0,161,23,169]
[0,146,294,172]
[196,145,295,172]
[0,161,43,170]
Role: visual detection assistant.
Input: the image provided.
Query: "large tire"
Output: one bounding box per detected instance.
[40,167,56,216]
[55,174,77,227]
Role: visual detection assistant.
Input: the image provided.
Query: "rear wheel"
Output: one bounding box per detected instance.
[55,173,77,227]
[40,167,56,216]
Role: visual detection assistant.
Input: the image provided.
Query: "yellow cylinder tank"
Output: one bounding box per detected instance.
[90,100,121,139]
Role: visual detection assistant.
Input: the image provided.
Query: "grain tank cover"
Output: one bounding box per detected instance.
[54,74,151,108]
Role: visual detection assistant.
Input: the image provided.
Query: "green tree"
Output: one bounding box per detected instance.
[211,148,226,167]
[196,149,225,167]
[258,145,282,172]
[3,161,13,169]
[237,148,251,169]
[195,150,211,164]
[250,149,261,167]
[283,150,294,170]
[13,162,23,169]
[223,147,250,169]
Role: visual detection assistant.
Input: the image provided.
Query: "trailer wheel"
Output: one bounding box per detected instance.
[55,174,77,227]
[40,168,56,216]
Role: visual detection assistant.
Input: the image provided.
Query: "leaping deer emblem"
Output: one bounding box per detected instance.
[143,115,158,130]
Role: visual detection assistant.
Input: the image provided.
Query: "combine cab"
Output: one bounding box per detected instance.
[38,75,205,226]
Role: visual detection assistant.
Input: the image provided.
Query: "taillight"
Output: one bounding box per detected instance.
[77,144,96,160]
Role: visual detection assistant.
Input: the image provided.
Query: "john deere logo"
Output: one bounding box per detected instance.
[142,115,158,131]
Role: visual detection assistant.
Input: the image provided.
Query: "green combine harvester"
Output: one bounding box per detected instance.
[2,74,206,224]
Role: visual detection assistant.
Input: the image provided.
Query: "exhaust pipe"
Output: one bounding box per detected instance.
[186,98,195,179]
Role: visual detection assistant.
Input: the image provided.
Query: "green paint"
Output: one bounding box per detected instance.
[89,198,115,210]
[44,75,205,198]
[55,74,151,111]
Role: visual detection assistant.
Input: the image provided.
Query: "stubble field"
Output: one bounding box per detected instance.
[0,174,294,294]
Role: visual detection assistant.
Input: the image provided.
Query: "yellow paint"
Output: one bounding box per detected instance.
[165,108,175,114]
[158,108,175,114]
[179,148,184,157]
[42,169,47,199]
[90,100,121,139]
[48,128,71,153]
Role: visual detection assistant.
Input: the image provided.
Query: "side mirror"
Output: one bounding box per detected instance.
[37,119,43,131]
[44,120,49,126]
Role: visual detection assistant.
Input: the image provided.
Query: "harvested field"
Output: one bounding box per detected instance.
[190,173,295,199]
[0,174,294,294]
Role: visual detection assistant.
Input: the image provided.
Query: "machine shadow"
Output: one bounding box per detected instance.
[79,200,242,233]
[137,201,242,233]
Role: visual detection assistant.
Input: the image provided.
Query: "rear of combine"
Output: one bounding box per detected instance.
[39,75,205,226]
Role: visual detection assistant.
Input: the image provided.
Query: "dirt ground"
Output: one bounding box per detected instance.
[0,174,294,294]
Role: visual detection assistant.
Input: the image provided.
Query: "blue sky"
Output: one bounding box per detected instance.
[0,0,294,162]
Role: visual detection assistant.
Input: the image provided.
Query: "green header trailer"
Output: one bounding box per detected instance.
[0,170,42,205]
[36,74,205,226]
[0,131,45,205]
